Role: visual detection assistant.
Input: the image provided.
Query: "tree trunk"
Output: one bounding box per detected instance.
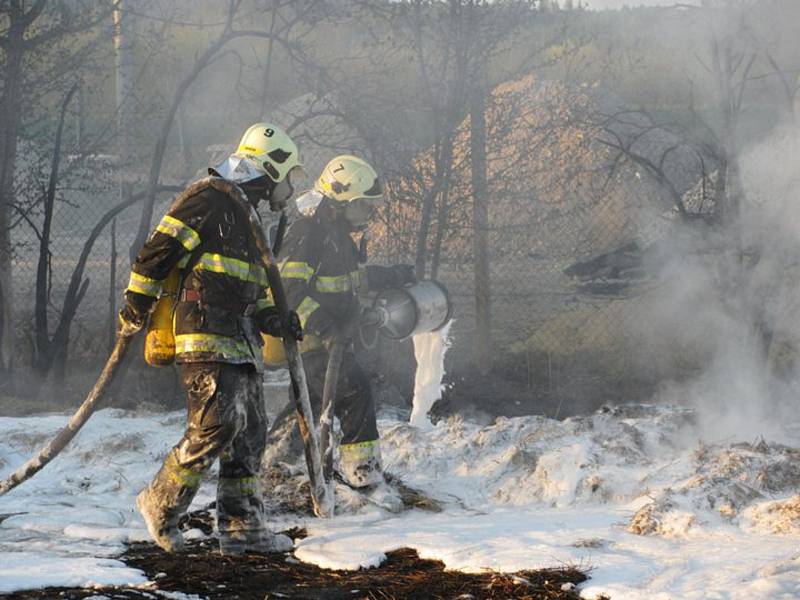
[470,81,492,376]
[258,1,279,120]
[415,135,454,279]
[414,161,438,279]
[114,0,135,166]
[114,0,137,268]
[108,218,118,353]
[34,84,78,377]
[76,81,87,152]
[430,173,452,280]
[176,108,193,180]
[0,9,27,384]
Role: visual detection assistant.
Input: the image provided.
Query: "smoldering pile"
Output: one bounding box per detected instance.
[630,438,800,537]
[260,402,800,539]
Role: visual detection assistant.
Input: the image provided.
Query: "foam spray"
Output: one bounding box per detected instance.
[410,321,453,428]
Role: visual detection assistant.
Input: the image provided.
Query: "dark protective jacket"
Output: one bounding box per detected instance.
[279,200,364,337]
[277,199,383,476]
[126,177,274,364]
[279,199,407,337]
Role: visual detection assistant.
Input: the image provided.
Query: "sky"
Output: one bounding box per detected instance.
[584,0,692,8]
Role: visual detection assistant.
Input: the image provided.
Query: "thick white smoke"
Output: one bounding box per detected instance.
[646,124,800,443]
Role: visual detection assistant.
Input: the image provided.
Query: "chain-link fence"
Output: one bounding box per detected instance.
[11,155,118,358]
[368,75,705,413]
[7,150,180,399]
[6,78,709,413]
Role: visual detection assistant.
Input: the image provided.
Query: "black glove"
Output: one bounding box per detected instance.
[366,264,417,290]
[118,303,146,337]
[259,307,303,341]
[391,264,417,286]
[286,311,303,341]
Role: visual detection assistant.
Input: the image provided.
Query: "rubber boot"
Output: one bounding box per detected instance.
[136,487,187,552]
[136,454,202,552]
[339,440,384,488]
[339,440,402,512]
[219,530,294,556]
[217,475,292,555]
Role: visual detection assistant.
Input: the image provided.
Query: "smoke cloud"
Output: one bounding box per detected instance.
[644,124,800,444]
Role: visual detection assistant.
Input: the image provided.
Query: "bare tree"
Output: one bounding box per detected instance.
[0,1,119,386]
[129,0,330,261]
[470,69,491,374]
[597,1,800,227]
[307,1,585,374]
[390,1,564,373]
[33,84,79,379]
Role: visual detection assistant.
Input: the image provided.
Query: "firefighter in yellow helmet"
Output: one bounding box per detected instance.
[119,123,304,554]
[270,156,415,501]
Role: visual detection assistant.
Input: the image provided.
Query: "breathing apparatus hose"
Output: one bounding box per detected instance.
[272,211,288,257]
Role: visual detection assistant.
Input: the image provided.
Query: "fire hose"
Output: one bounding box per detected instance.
[320,336,345,488]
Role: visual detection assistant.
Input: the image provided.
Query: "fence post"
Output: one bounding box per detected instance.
[471,78,492,376]
[108,218,118,353]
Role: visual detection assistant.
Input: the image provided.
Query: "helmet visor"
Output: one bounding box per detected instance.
[361,176,383,199]
[210,155,265,183]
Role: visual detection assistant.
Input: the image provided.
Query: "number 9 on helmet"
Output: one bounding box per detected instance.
[210,122,303,186]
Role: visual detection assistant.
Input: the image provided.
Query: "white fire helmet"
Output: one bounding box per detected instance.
[314,155,383,203]
[210,122,303,185]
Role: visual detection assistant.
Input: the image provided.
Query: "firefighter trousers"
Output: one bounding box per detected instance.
[138,362,268,546]
[270,348,382,487]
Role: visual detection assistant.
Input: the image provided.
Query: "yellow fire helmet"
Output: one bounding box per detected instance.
[212,122,302,184]
[314,155,383,203]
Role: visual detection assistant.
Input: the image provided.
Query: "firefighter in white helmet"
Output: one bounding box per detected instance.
[122,123,303,554]
[269,155,415,498]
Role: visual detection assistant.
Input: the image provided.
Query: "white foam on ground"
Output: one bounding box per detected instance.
[0,410,215,593]
[2,405,800,598]
[295,405,800,599]
[0,553,147,593]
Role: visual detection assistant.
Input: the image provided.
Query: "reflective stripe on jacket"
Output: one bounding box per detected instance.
[279,200,362,337]
[125,177,275,364]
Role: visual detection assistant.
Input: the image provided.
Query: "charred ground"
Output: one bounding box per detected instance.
[1,532,588,600]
